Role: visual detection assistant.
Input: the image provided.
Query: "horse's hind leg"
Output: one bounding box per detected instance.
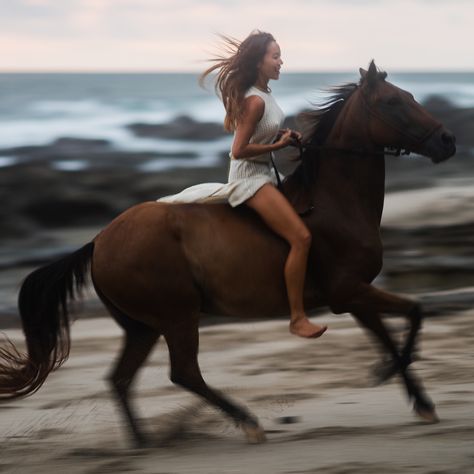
[164,316,266,444]
[109,326,159,447]
[99,292,160,447]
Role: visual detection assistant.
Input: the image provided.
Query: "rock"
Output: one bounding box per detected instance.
[50,137,112,154]
[422,95,474,149]
[22,198,118,228]
[0,137,199,169]
[422,95,457,115]
[127,115,227,141]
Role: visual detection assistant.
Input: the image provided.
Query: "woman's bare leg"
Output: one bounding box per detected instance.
[245,183,327,338]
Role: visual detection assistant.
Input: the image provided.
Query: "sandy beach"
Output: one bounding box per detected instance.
[0,305,473,474]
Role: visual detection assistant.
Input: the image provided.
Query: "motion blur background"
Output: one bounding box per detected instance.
[0,0,473,319]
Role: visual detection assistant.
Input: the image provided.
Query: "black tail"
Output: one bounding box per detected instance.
[0,241,94,399]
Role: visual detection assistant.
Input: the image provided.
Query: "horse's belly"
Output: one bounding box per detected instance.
[175,208,292,317]
[190,240,291,318]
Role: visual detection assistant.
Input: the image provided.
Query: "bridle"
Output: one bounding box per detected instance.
[270,85,443,215]
[271,85,443,191]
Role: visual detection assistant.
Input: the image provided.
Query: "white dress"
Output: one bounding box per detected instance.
[157,86,285,207]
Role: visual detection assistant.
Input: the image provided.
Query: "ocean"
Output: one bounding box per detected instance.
[0,72,472,171]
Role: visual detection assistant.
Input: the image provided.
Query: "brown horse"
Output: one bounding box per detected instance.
[0,61,456,447]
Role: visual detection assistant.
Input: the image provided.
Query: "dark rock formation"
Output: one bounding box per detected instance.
[127,115,227,141]
[422,95,474,149]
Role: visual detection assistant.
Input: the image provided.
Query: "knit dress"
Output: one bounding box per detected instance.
[157,86,285,206]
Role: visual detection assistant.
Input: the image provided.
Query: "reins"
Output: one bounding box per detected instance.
[270,142,412,217]
[270,141,402,202]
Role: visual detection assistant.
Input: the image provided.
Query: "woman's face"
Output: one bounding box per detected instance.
[258,41,283,81]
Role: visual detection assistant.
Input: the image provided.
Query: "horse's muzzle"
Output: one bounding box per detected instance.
[420,127,456,163]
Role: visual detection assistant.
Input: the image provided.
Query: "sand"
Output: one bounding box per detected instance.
[0,307,473,474]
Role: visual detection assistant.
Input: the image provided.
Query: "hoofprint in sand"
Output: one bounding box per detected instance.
[0,308,473,474]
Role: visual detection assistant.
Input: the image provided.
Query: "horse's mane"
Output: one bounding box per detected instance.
[287,82,359,189]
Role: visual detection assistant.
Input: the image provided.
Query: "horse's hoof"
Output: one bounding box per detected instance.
[414,404,440,424]
[241,423,266,444]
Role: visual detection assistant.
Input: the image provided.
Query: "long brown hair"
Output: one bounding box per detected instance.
[199,30,276,132]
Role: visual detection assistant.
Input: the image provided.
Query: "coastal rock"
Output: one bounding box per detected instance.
[0,137,199,169]
[422,95,474,149]
[23,198,117,227]
[127,115,227,141]
[2,137,113,163]
[49,137,112,154]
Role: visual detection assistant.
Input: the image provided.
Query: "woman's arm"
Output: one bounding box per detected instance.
[231,96,295,159]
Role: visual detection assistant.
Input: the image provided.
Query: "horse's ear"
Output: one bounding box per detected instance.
[359,61,378,87]
[362,60,379,89]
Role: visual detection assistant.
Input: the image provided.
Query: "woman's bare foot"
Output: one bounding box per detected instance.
[289,317,327,338]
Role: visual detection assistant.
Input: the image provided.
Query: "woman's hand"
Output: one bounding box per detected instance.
[274,128,302,149]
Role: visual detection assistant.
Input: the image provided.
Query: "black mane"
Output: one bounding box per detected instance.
[288,82,359,189]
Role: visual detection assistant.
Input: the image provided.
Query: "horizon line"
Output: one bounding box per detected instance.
[0,68,473,74]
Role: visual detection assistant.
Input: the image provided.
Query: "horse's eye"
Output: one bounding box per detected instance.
[387,96,402,106]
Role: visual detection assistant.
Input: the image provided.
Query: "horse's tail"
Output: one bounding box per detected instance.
[0,241,94,399]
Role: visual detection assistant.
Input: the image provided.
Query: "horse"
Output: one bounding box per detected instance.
[0,61,456,447]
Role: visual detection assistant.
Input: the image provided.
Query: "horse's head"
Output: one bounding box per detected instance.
[357,60,456,163]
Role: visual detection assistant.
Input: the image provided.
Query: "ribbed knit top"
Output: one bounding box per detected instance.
[229,85,285,163]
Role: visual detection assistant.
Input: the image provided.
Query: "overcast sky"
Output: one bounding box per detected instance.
[0,0,472,72]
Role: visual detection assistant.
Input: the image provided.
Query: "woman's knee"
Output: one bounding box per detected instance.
[291,227,312,250]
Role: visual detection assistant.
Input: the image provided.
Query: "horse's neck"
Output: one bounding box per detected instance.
[285,94,387,225]
[316,151,386,196]
[286,135,387,227]
[315,102,386,223]
[314,151,386,222]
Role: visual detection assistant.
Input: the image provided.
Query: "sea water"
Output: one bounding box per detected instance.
[0,72,472,170]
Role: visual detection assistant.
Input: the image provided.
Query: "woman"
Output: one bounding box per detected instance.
[160,30,327,339]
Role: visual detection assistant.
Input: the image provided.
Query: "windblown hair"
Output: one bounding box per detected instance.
[199,30,276,132]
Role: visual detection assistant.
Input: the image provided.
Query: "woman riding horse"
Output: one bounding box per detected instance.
[0,58,456,447]
[159,30,327,339]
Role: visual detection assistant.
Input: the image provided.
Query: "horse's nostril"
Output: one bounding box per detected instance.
[441,132,456,146]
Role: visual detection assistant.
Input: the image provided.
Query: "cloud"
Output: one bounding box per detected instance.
[0,0,472,71]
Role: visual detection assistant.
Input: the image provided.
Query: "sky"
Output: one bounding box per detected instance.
[0,0,472,72]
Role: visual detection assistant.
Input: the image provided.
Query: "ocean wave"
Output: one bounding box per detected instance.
[0,72,472,157]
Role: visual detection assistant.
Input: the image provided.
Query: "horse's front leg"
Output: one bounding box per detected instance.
[329,282,437,422]
[351,309,438,423]
[331,283,422,382]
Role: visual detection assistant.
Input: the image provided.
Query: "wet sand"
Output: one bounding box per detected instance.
[0,307,473,474]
